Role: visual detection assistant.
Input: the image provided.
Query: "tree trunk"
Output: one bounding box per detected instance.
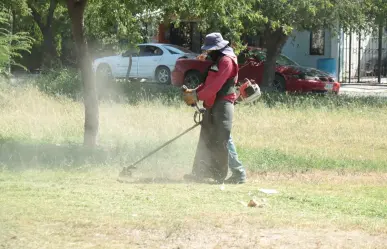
[261,26,289,92]
[125,54,132,83]
[28,0,58,68]
[66,0,99,147]
[42,28,57,68]
[8,8,13,75]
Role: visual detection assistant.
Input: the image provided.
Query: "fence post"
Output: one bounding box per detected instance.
[378,23,383,84]
[358,32,361,83]
[349,31,352,83]
[338,29,341,82]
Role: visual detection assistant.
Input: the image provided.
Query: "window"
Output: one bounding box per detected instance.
[139,45,164,56]
[162,45,193,54]
[310,30,325,55]
[122,48,139,57]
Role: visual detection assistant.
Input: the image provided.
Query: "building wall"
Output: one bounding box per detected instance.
[281,30,339,76]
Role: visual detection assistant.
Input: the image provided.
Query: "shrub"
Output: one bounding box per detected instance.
[260,92,387,109]
[34,68,82,99]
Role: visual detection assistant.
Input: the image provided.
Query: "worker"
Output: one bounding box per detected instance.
[182,32,246,184]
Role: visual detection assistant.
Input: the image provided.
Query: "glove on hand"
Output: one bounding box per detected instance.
[181,85,198,106]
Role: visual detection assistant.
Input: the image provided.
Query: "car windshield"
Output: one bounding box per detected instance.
[163,45,193,54]
[240,49,298,66]
[276,54,298,66]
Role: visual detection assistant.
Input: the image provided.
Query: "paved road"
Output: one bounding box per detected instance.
[339,84,387,97]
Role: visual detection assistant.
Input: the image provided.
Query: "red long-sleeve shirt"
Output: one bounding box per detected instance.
[196,55,238,109]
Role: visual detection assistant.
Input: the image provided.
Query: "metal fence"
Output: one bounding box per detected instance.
[339,27,387,84]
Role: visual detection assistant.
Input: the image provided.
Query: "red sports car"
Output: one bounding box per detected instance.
[171,47,340,94]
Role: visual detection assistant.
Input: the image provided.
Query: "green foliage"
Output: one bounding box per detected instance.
[363,0,387,26]
[85,0,161,55]
[120,81,182,106]
[159,0,251,52]
[243,0,367,36]
[0,8,33,76]
[34,67,82,99]
[163,0,367,48]
[0,0,29,15]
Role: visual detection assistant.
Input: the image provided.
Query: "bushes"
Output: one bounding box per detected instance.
[32,69,182,105]
[260,92,387,109]
[34,68,82,99]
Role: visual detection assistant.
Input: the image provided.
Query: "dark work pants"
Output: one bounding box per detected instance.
[192,99,233,181]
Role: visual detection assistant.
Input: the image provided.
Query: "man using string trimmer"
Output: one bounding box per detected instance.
[118,33,260,183]
[182,32,260,184]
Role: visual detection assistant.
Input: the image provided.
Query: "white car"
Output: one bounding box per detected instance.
[92,43,198,84]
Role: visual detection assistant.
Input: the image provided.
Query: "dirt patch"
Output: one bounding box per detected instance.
[4,222,386,249]
[115,227,387,249]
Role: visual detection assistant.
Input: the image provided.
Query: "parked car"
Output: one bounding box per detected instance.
[172,47,340,94]
[92,43,198,84]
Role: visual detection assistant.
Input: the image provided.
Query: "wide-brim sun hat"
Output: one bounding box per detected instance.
[201,32,229,51]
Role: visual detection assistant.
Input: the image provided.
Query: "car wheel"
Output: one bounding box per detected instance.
[184,71,202,88]
[156,66,171,84]
[273,74,286,92]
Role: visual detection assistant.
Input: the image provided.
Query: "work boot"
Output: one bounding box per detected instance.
[225,172,246,184]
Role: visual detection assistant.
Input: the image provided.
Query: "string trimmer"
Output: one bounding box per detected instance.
[117,103,205,180]
[117,79,261,181]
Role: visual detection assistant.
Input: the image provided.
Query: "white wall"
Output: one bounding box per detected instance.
[281,30,338,72]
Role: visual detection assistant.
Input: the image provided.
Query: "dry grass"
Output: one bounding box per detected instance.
[1,84,386,172]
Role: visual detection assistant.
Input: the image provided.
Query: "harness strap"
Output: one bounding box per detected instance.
[216,77,237,98]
